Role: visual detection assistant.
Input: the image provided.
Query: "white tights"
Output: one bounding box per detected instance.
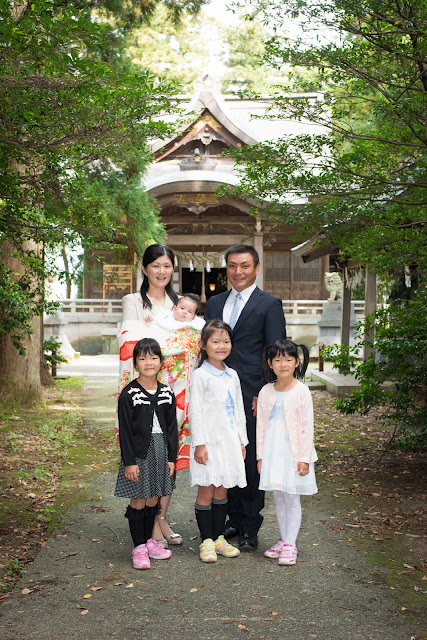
[273,490,302,547]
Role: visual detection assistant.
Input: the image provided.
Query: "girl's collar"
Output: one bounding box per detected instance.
[134,379,162,398]
[272,379,299,392]
[202,360,232,377]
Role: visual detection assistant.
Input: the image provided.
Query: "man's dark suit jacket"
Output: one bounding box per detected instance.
[204,286,287,438]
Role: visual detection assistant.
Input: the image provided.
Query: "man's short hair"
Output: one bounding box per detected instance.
[225,244,260,267]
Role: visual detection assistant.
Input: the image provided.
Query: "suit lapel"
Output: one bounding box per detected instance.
[233,287,263,332]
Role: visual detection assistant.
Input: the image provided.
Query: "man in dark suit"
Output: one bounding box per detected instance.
[204,244,287,551]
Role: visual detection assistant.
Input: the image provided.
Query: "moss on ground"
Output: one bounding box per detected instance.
[313,391,426,624]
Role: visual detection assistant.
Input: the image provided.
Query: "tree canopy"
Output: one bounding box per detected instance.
[0,0,205,403]
[127,7,212,93]
[226,0,427,276]
[226,0,427,447]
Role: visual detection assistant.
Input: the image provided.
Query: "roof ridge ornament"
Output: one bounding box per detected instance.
[194,73,222,95]
[178,147,217,172]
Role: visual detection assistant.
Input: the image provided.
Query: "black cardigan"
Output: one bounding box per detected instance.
[118,380,178,467]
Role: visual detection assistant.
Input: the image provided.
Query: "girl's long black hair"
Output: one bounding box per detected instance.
[140,244,179,310]
[133,338,164,368]
[198,319,233,367]
[262,339,309,382]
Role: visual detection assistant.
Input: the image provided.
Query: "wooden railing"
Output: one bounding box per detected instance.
[54,299,365,317]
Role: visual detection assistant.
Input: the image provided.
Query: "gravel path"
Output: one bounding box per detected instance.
[1,358,421,640]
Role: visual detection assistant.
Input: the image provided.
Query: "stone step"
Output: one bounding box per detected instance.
[306,379,327,391]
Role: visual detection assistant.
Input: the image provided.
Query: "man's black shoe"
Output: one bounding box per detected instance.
[239,533,258,552]
[224,524,239,541]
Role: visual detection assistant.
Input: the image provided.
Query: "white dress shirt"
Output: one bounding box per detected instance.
[223,283,257,325]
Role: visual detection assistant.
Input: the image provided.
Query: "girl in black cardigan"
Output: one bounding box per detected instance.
[114,338,178,569]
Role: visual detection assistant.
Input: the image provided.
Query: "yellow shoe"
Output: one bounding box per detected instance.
[214,535,240,557]
[199,538,217,563]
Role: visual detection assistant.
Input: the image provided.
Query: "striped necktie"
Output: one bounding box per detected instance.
[229,292,243,329]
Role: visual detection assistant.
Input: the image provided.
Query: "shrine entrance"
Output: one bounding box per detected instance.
[181,267,227,300]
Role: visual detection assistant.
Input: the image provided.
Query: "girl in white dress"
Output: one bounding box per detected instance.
[189,320,248,563]
[257,339,317,566]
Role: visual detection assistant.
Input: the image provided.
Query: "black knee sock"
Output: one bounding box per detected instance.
[212,498,228,541]
[195,503,212,541]
[144,504,158,543]
[125,505,145,547]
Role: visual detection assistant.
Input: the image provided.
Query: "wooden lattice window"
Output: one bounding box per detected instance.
[293,256,321,282]
[265,252,291,282]
[264,251,323,299]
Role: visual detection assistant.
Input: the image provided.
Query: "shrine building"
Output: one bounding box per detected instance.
[84,77,330,304]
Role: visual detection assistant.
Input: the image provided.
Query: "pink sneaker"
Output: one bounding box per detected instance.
[132,543,150,569]
[264,538,285,559]
[146,538,172,560]
[278,544,298,566]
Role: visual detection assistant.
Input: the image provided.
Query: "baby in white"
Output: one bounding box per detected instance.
[150,293,205,332]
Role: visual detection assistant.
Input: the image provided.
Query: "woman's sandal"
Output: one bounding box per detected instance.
[157,516,183,545]
[155,538,169,549]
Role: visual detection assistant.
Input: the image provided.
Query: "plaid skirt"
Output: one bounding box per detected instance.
[114,433,175,499]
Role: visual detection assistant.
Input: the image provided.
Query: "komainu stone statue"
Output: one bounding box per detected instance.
[324,272,343,302]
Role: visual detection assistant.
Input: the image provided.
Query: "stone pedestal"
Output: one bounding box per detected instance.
[318,302,359,348]
[44,311,77,359]
[101,328,119,354]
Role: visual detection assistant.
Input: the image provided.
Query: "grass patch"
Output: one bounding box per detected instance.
[55,377,84,392]
[47,429,117,534]
[0,376,117,593]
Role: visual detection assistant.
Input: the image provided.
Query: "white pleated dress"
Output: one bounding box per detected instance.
[259,388,317,495]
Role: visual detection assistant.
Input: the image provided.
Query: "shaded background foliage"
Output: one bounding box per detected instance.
[224,0,427,447]
[0,0,205,354]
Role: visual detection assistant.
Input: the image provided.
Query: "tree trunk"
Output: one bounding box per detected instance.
[0,239,43,407]
[62,245,72,299]
[40,354,54,386]
[39,249,54,386]
[40,323,54,386]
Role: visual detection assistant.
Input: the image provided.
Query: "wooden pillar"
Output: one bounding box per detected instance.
[253,215,264,288]
[338,268,352,373]
[363,268,377,361]
[290,251,295,299]
[340,270,352,348]
[200,247,206,304]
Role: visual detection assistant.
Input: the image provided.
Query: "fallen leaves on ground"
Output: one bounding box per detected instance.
[312,391,426,572]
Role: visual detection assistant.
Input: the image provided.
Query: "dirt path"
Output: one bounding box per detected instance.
[1,363,423,640]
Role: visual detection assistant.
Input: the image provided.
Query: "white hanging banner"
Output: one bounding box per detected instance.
[206,260,211,273]
[189,260,194,272]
